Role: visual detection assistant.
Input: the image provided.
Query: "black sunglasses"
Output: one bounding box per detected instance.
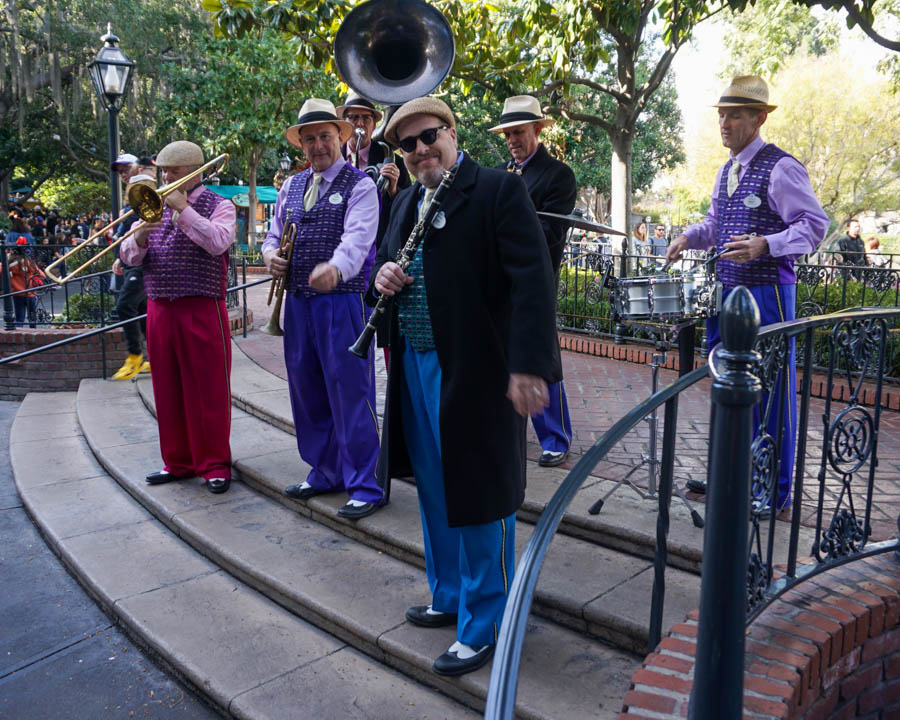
[396,125,449,153]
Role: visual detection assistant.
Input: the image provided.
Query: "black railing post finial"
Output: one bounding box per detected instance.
[688,286,762,720]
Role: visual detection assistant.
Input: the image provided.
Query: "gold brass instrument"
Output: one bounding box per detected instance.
[259,221,297,337]
[43,153,229,284]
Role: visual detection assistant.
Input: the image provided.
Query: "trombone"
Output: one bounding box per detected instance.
[259,221,297,337]
[43,153,229,284]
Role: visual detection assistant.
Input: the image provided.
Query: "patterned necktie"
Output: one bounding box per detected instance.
[727,161,741,197]
[419,187,436,221]
[303,173,322,211]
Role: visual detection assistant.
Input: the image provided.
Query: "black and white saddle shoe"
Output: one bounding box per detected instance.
[207,477,230,494]
[284,481,325,501]
[406,605,458,628]
[336,500,379,520]
[538,450,568,467]
[686,477,707,494]
[433,642,495,676]
[145,469,188,485]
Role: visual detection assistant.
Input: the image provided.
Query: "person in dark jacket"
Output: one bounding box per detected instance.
[837,218,867,280]
[372,96,560,676]
[490,95,576,467]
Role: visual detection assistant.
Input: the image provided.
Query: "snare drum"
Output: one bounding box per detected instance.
[614,276,653,318]
[613,273,722,321]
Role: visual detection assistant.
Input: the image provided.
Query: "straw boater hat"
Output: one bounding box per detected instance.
[713,75,777,113]
[488,95,556,133]
[383,96,456,148]
[155,141,204,167]
[335,94,383,122]
[285,99,353,148]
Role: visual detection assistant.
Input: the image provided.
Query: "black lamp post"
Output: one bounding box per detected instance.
[88,24,135,221]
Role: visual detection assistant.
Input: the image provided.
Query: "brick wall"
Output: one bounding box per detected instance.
[0,307,252,401]
[620,553,900,719]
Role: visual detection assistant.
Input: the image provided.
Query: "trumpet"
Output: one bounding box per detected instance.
[259,221,297,337]
[43,154,229,284]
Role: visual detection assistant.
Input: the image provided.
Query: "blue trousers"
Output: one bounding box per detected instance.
[531,380,572,453]
[401,339,515,647]
[707,284,797,508]
[283,292,383,505]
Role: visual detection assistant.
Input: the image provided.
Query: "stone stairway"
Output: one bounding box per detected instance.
[10,341,818,718]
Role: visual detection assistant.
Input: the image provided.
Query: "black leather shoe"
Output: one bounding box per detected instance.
[433,643,495,676]
[207,477,230,494]
[538,450,568,467]
[284,483,325,501]
[336,501,379,520]
[686,477,707,494]
[406,605,458,628]
[145,470,188,485]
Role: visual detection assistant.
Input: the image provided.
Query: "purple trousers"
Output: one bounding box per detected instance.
[283,292,383,505]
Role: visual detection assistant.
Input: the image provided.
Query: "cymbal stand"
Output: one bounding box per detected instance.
[588,325,704,529]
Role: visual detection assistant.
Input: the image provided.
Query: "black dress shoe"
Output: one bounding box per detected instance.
[284,483,325,501]
[686,477,707,494]
[145,470,188,485]
[207,477,230,494]
[336,501,379,520]
[406,605,458,628]
[433,643,495,676]
[539,450,568,467]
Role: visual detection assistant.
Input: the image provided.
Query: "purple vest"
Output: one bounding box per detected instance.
[284,164,372,296]
[716,143,793,288]
[143,189,228,300]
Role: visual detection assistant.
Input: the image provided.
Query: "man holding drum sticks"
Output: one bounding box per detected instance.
[665,75,828,510]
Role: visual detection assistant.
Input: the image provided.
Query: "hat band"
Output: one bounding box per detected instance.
[346,98,377,112]
[297,110,341,125]
[498,111,544,125]
[718,95,768,106]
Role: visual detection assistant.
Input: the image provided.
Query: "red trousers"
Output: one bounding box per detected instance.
[147,296,232,480]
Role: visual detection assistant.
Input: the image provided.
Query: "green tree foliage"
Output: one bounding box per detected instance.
[38,174,109,215]
[1,0,209,206]
[720,0,840,78]
[156,27,334,242]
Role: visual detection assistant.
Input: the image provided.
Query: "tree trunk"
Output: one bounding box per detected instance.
[609,127,633,275]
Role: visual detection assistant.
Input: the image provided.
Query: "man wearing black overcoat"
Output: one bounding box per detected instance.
[491,95,576,468]
[371,96,560,677]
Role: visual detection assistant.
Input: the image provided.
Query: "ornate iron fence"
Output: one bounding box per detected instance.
[485,300,900,719]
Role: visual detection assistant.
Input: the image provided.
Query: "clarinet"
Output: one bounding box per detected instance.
[348,162,460,359]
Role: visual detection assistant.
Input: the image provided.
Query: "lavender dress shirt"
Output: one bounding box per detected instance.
[120,184,237,265]
[684,135,828,282]
[263,157,378,283]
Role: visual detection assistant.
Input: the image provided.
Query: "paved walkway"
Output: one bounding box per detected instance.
[238,281,900,542]
[0,401,220,720]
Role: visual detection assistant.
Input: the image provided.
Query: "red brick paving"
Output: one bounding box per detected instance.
[237,281,900,541]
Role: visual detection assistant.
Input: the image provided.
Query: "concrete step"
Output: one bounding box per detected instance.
[134,371,699,655]
[227,342,817,577]
[10,391,476,720]
[78,379,641,719]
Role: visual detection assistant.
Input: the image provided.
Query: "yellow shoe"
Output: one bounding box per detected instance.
[112,353,143,381]
[138,361,150,374]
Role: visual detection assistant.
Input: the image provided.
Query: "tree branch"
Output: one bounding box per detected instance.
[544,106,615,135]
[840,1,900,52]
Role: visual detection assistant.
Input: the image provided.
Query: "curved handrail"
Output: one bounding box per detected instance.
[0,276,271,365]
[485,305,900,720]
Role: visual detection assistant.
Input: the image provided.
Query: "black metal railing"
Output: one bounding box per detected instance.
[485,299,900,719]
[1,247,245,329]
[558,248,900,377]
[0,271,268,376]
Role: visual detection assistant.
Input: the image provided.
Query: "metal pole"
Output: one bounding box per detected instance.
[688,287,762,720]
[1,249,14,330]
[108,104,121,220]
[241,257,248,338]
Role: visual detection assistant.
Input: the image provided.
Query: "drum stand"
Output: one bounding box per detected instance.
[588,324,705,529]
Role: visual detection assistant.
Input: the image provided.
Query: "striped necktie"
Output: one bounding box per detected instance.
[419,187,435,221]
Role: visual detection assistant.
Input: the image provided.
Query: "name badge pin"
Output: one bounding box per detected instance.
[328,192,343,205]
[743,193,762,209]
[432,211,446,229]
